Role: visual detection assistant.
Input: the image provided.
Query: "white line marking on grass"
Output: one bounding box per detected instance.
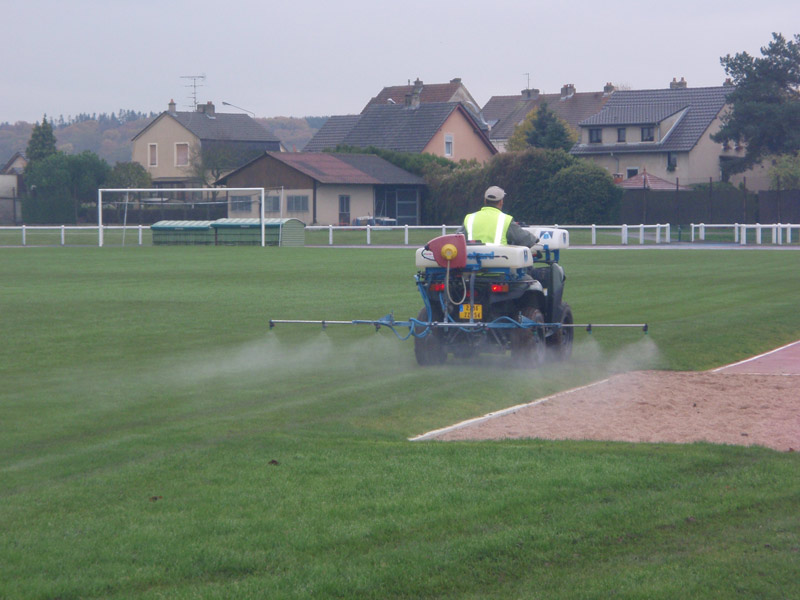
[408,378,611,441]
[711,340,800,373]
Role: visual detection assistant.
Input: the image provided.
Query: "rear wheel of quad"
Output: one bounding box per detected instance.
[413,307,446,366]
[547,303,574,362]
[511,306,546,368]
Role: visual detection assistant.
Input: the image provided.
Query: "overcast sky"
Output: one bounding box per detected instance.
[5,0,799,123]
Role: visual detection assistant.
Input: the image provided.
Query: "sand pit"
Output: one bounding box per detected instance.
[414,342,800,452]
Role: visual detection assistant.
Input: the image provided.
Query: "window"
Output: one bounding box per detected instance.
[175,143,189,166]
[148,144,157,167]
[589,128,602,144]
[617,128,626,143]
[641,126,655,142]
[626,168,639,179]
[338,195,350,225]
[230,195,252,213]
[667,152,677,171]
[287,195,309,212]
[265,196,280,212]
[444,134,454,157]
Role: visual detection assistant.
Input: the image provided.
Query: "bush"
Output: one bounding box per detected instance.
[486,149,576,223]
[545,161,622,224]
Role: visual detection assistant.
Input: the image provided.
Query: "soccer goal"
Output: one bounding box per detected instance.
[97,187,278,247]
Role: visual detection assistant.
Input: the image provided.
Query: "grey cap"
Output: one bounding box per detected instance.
[484,185,505,203]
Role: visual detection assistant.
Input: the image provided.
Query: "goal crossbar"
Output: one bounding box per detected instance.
[97,187,267,247]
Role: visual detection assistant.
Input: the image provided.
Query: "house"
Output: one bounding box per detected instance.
[482,83,614,152]
[304,101,496,163]
[215,151,425,226]
[0,152,26,224]
[131,100,281,188]
[570,80,741,187]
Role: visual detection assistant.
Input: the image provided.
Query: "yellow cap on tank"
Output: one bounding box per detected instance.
[441,243,458,261]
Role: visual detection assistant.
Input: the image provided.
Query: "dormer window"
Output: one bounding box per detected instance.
[617,128,626,143]
[641,126,655,142]
[589,128,602,144]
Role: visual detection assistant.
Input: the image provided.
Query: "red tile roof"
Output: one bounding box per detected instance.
[363,80,464,112]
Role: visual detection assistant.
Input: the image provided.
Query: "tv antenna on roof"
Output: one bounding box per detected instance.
[181,74,206,109]
[524,72,530,90]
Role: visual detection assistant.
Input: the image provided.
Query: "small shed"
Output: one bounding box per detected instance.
[210,218,305,246]
[151,220,215,245]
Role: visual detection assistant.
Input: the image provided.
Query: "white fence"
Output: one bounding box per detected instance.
[691,223,797,245]
[1,222,798,247]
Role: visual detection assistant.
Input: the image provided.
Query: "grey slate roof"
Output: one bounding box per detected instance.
[483,91,611,141]
[572,86,731,155]
[303,102,493,154]
[343,103,459,152]
[302,115,360,152]
[580,102,688,126]
[134,111,280,143]
[171,112,280,142]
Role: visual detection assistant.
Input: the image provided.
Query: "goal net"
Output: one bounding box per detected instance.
[97,187,279,247]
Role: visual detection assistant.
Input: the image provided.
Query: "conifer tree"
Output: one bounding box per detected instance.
[26,116,58,162]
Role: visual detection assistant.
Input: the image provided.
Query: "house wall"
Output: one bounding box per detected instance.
[587,153,686,184]
[221,155,375,225]
[0,174,19,224]
[316,185,373,225]
[132,116,200,184]
[425,112,494,163]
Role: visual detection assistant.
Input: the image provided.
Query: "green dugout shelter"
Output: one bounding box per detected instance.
[211,218,305,246]
[151,221,215,245]
[151,218,305,246]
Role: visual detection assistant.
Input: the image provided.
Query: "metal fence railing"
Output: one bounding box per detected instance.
[1,223,798,247]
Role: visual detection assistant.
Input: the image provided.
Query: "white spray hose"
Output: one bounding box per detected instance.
[444,260,467,306]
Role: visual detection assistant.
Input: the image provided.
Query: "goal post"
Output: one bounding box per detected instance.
[97,187,268,247]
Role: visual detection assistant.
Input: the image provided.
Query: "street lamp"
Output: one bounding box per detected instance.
[222,101,256,118]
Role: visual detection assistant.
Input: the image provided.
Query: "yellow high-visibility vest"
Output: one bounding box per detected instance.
[463,206,513,244]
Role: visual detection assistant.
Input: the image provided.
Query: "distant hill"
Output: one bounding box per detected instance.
[0,113,326,165]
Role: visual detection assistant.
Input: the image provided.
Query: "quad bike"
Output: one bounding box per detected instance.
[412,230,574,366]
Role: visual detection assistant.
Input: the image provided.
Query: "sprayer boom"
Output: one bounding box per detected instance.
[270,234,648,366]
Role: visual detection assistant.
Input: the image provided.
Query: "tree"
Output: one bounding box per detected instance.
[66,152,110,221]
[106,161,152,189]
[545,161,621,224]
[507,104,576,152]
[769,153,800,189]
[25,116,58,162]
[486,148,576,223]
[23,151,109,223]
[712,33,800,176]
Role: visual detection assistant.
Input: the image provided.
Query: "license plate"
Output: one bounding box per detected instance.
[459,303,482,320]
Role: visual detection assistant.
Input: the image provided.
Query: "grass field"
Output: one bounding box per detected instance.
[2,246,799,599]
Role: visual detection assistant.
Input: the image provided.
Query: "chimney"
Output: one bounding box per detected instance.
[603,82,615,95]
[521,88,540,100]
[560,83,576,99]
[196,101,215,115]
[723,78,734,87]
[670,77,687,89]
[450,77,462,84]
[168,99,176,113]
[413,77,424,93]
[404,91,421,109]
